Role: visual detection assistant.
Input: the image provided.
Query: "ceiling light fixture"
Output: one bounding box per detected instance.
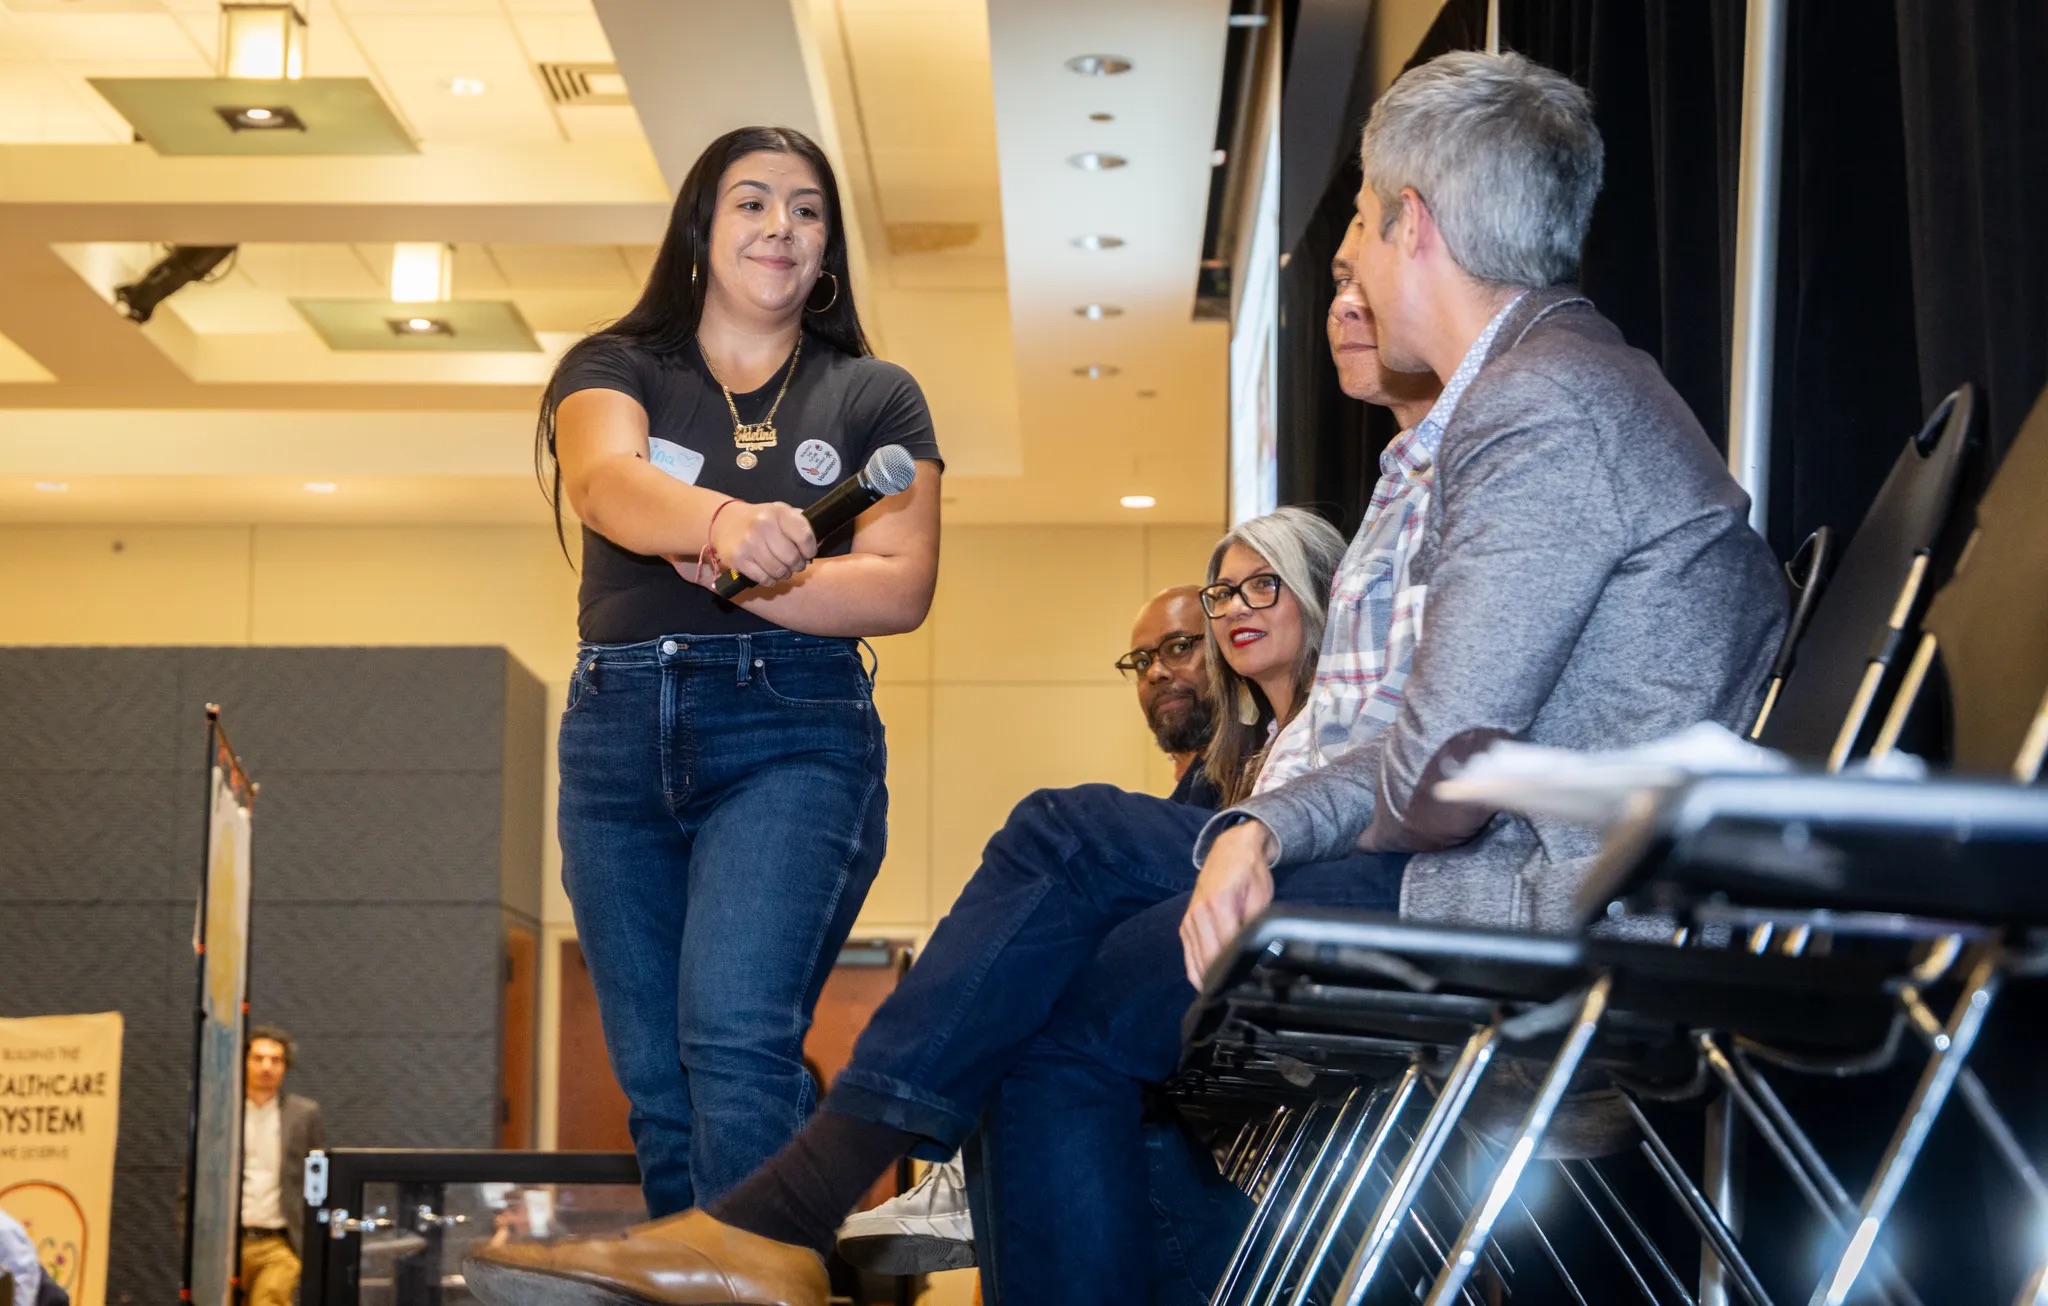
[390,243,453,303]
[1069,151,1127,171]
[217,104,303,132]
[1072,234,1125,250]
[303,481,338,494]
[446,77,488,96]
[1075,304,1124,319]
[1119,495,1156,509]
[1073,364,1121,379]
[1066,54,1133,76]
[220,2,307,80]
[388,316,453,337]
[34,482,68,494]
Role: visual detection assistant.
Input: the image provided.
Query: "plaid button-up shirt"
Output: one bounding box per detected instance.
[1251,295,1524,797]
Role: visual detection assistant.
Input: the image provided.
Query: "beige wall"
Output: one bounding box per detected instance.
[0,517,1221,1150]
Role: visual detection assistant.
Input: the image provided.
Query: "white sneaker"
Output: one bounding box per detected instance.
[835,1156,975,1274]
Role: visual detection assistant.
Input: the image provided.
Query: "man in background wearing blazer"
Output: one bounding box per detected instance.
[240,1025,325,1306]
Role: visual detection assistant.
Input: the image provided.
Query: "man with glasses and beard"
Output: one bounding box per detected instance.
[833,586,1226,1278]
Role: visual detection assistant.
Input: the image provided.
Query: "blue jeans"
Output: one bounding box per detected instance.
[559,631,887,1216]
[822,783,1404,1302]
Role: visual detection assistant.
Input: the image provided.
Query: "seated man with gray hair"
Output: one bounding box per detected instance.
[466,50,1784,1306]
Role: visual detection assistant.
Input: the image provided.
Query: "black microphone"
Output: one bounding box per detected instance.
[712,444,919,600]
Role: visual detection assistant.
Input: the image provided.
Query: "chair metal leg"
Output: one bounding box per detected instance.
[1243,1087,1376,1306]
[1701,1091,1745,1306]
[1212,1107,1316,1305]
[1628,1098,1773,1306]
[1512,1180,1593,1306]
[1812,956,2003,1306]
[1331,1026,1500,1306]
[1427,977,1612,1305]
[1558,1159,1688,1305]
[1706,1038,1925,1306]
[1284,1065,1424,1306]
[1899,987,2048,1213]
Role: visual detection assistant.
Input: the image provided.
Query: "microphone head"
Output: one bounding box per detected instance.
[862,444,918,496]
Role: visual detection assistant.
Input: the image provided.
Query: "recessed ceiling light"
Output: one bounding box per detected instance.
[303,481,338,494]
[1066,54,1133,76]
[1089,111,1115,123]
[446,77,489,96]
[33,481,68,493]
[1136,389,1159,399]
[387,316,454,337]
[1072,234,1125,251]
[1073,364,1121,379]
[1069,151,1127,171]
[1120,495,1157,509]
[1075,304,1124,319]
[217,104,303,132]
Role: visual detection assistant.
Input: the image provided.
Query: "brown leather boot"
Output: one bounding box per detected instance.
[463,1210,827,1306]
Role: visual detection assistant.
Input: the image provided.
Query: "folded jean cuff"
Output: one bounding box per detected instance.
[823,1072,978,1155]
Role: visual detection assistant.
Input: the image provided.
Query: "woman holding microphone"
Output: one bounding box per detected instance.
[541,126,942,1218]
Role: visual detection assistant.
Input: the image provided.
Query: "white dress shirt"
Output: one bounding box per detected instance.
[240,1096,287,1231]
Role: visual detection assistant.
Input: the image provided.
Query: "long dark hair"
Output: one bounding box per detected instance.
[536,125,872,552]
[1201,508,1348,805]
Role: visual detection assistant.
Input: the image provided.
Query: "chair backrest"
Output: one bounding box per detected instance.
[1755,386,1977,765]
[1910,382,2048,778]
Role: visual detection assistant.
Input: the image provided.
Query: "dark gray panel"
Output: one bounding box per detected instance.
[0,649,183,772]
[108,1164,182,1306]
[247,904,500,1037]
[498,658,546,920]
[177,648,509,773]
[247,771,502,903]
[117,1030,196,1170]
[0,769,191,902]
[291,1034,498,1149]
[0,904,184,1035]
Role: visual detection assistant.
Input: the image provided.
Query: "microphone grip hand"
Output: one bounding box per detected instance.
[710,501,817,594]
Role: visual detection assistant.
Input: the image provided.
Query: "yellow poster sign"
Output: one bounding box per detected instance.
[0,1012,123,1306]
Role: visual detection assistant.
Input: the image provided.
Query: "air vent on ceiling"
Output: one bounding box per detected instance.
[537,63,630,107]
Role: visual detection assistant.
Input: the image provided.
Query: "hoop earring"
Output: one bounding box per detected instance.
[805,270,840,314]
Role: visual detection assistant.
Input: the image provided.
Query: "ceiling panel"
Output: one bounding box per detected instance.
[508,10,613,63]
[163,284,316,335]
[8,11,200,62]
[342,12,558,144]
[232,243,384,298]
[486,243,635,291]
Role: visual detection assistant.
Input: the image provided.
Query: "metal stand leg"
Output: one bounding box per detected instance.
[1332,1026,1499,1306]
[1628,1098,1773,1306]
[1427,977,1611,1305]
[1243,1088,1374,1305]
[1811,956,2002,1306]
[1213,1108,1317,1305]
[1701,1090,1745,1306]
[1285,1067,1423,1306]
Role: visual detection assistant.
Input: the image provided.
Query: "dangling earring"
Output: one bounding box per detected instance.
[1236,684,1260,726]
[806,270,840,313]
[691,261,699,288]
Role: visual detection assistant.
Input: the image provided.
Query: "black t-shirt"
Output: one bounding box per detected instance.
[1170,762,1223,812]
[556,333,942,642]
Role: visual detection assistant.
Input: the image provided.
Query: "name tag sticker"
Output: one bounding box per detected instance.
[647,437,705,485]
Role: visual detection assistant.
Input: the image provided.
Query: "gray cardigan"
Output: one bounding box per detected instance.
[1219,287,1786,931]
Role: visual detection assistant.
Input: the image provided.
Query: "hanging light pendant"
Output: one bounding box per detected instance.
[219,2,307,80]
[389,243,454,304]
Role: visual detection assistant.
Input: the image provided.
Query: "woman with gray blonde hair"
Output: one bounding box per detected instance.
[1198,506,1349,805]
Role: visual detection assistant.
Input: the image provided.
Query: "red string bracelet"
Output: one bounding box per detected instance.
[696,497,739,587]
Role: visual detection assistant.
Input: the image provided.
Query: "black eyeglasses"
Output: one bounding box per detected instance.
[1199,573,1284,618]
[1115,632,1204,680]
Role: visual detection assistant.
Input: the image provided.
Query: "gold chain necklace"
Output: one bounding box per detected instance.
[699,335,802,469]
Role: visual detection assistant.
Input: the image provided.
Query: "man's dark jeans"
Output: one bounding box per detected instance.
[822,783,1406,1303]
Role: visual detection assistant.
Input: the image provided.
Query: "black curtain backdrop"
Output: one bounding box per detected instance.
[1270,4,2048,1298]
[1275,0,2048,558]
